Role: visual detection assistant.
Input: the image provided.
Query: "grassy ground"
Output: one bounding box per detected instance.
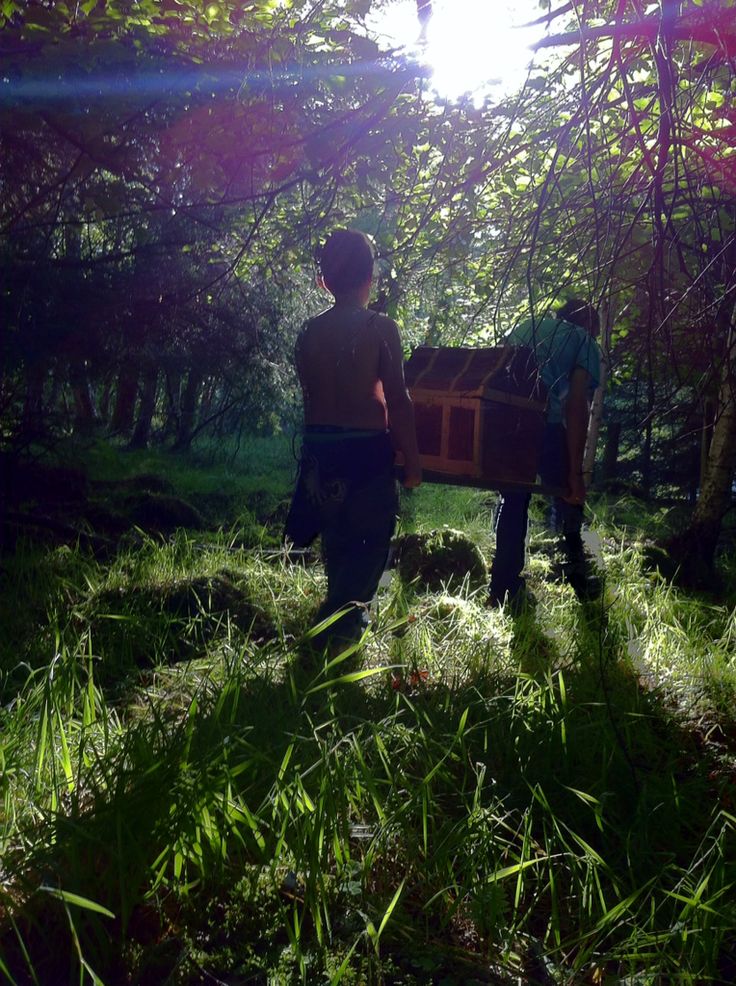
[1,440,736,984]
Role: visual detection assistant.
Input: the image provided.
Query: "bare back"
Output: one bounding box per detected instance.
[296,306,396,430]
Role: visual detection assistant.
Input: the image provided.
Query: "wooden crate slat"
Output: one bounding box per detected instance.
[405,345,550,490]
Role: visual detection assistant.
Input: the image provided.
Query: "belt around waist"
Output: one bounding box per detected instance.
[303,426,388,443]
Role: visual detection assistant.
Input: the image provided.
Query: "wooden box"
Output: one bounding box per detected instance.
[404,346,548,489]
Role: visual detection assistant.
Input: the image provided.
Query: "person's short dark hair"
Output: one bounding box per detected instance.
[556,297,600,336]
[319,229,375,295]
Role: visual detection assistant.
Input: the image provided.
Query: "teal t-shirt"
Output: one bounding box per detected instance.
[507,316,601,424]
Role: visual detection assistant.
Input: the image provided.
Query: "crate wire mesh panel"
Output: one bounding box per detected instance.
[404,346,548,489]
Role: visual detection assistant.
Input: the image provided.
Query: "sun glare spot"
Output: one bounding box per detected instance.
[371,0,545,104]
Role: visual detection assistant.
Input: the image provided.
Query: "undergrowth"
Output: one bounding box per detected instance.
[1,461,736,985]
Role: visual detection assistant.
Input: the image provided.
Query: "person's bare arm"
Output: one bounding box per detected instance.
[564,366,592,504]
[377,317,422,489]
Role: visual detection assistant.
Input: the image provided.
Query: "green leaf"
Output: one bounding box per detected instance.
[330,938,360,985]
[490,858,545,882]
[40,887,115,919]
[377,879,405,940]
[306,667,389,694]
[1,0,21,19]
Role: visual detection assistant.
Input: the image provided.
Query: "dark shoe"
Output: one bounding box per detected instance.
[487,587,537,615]
[560,557,603,601]
[569,571,604,601]
[509,586,537,615]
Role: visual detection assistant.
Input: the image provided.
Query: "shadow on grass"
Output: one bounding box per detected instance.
[3,620,735,984]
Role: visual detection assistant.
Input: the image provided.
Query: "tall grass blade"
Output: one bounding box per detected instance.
[40,887,115,919]
[329,937,360,986]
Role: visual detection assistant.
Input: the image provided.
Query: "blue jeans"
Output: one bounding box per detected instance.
[285,428,398,648]
[490,423,584,600]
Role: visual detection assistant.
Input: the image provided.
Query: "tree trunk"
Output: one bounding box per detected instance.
[671,319,736,584]
[172,367,202,451]
[583,306,610,485]
[641,355,655,498]
[128,366,158,450]
[199,376,215,421]
[71,362,98,435]
[699,397,715,493]
[47,366,63,417]
[601,421,621,482]
[161,368,182,440]
[688,330,736,559]
[22,359,46,437]
[99,374,114,425]
[670,219,736,583]
[111,364,139,436]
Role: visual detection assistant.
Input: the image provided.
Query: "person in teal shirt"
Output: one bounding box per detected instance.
[489,298,602,609]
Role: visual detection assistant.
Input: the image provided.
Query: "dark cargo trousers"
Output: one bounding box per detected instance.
[490,423,587,603]
[284,428,398,650]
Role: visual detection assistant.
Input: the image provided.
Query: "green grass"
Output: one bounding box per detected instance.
[2,450,736,984]
[81,434,296,491]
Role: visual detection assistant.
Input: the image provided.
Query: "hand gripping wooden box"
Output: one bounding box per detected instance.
[404,346,548,489]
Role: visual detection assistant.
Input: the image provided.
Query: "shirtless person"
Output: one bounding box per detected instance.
[285,228,422,652]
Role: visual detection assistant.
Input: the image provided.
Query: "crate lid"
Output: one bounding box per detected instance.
[405,346,546,403]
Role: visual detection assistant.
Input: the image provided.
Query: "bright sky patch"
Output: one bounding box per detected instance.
[371,0,545,104]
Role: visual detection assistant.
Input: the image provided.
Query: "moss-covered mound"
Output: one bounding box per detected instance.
[396,528,487,592]
[123,491,206,533]
[4,458,89,507]
[93,473,176,496]
[87,571,275,672]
